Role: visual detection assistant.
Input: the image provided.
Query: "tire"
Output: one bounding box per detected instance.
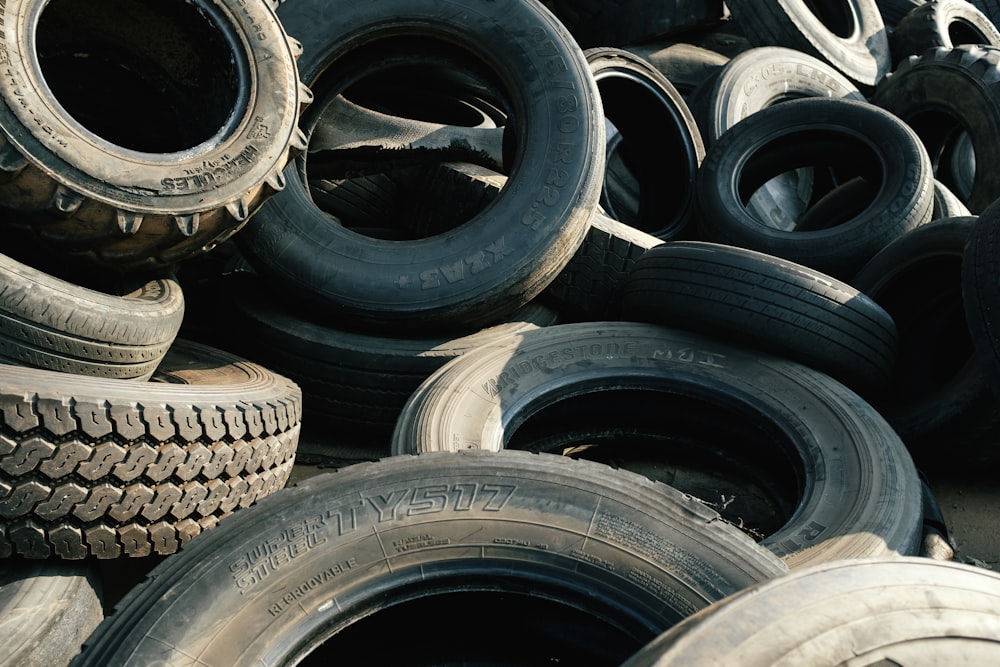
[852,216,1000,459]
[625,41,729,97]
[586,47,705,240]
[962,198,1000,401]
[725,0,891,86]
[622,557,1000,667]
[872,44,1000,214]
[71,450,788,666]
[0,561,103,667]
[238,0,605,332]
[689,46,865,146]
[226,271,559,445]
[0,339,302,559]
[391,321,924,568]
[890,0,1000,66]
[0,0,310,272]
[0,251,183,379]
[933,177,972,219]
[621,241,898,399]
[538,0,728,48]
[695,96,935,279]
[543,211,663,320]
[877,0,929,28]
[686,46,865,232]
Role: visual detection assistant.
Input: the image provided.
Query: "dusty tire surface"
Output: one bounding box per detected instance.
[238,0,605,332]
[0,0,310,271]
[0,251,184,379]
[391,321,924,568]
[621,241,898,399]
[622,557,1000,667]
[71,450,788,666]
[694,96,935,279]
[0,339,302,559]
[0,560,103,667]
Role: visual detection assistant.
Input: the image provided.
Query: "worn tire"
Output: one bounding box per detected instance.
[852,216,1000,459]
[0,560,103,667]
[890,0,1000,64]
[872,44,1000,213]
[238,0,604,332]
[0,251,183,379]
[0,0,310,271]
[622,557,1000,667]
[725,0,891,86]
[227,272,559,445]
[621,241,898,399]
[695,96,935,279]
[391,321,924,568]
[962,197,1000,403]
[0,339,302,559]
[586,47,705,240]
[71,450,788,666]
[538,0,728,48]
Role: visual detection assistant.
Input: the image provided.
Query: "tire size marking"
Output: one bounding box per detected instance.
[481,341,639,398]
[395,236,515,290]
[652,347,727,368]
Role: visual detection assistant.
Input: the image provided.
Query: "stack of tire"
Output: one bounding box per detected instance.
[2,0,1000,665]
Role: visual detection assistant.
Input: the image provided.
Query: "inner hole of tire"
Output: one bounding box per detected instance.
[949,20,991,47]
[302,590,645,666]
[304,36,513,240]
[803,0,856,38]
[36,0,243,153]
[505,388,802,541]
[739,130,881,231]
[596,71,697,238]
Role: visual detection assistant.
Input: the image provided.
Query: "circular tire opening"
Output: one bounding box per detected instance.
[36,0,245,153]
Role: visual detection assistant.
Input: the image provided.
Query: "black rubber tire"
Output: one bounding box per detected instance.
[877,0,930,28]
[969,0,1000,27]
[686,46,865,232]
[872,44,1000,214]
[852,216,1000,460]
[0,0,310,272]
[962,198,1000,401]
[689,46,865,146]
[725,0,891,86]
[0,252,183,379]
[625,41,729,97]
[71,450,788,666]
[391,321,924,569]
[544,211,664,320]
[538,0,728,49]
[226,272,559,445]
[585,47,705,240]
[621,241,898,399]
[933,177,972,219]
[694,96,935,280]
[0,560,103,667]
[890,0,1000,66]
[0,339,302,559]
[238,0,605,332]
[622,557,1000,667]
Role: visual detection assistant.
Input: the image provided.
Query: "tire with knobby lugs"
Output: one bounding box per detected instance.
[0,0,310,271]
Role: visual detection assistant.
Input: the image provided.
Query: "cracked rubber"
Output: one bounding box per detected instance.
[0,338,302,559]
[0,0,311,271]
